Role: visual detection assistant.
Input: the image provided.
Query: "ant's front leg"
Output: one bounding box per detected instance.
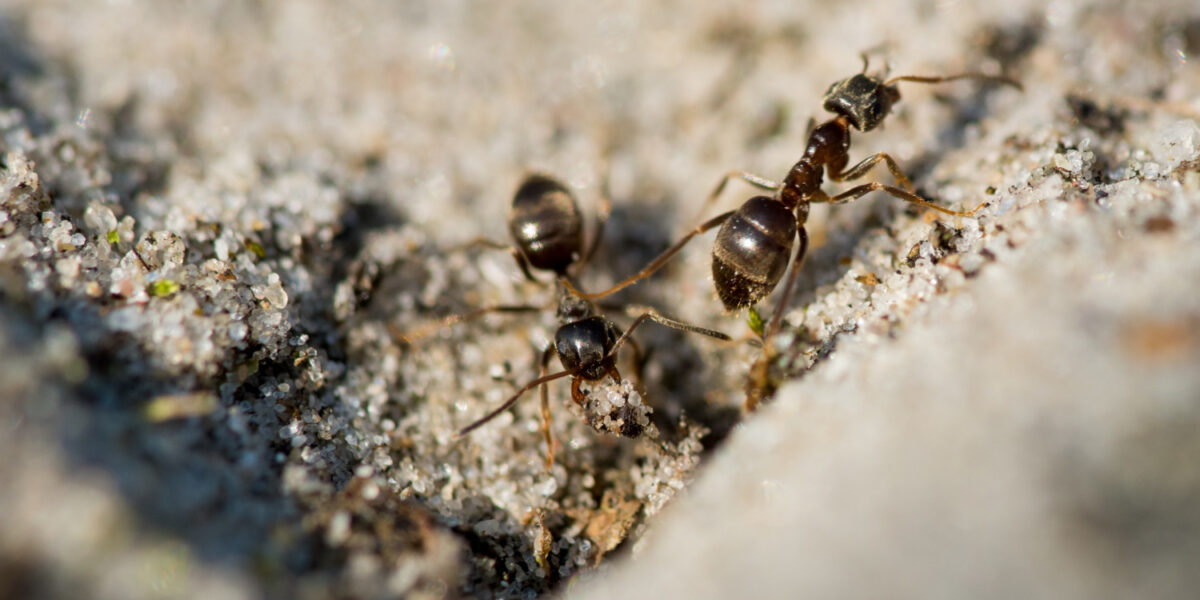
[570,377,586,406]
[830,152,916,193]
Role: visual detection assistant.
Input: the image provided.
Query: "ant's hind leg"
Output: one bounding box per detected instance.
[615,307,732,352]
[763,228,810,340]
[511,249,539,283]
[822,182,986,217]
[565,210,736,300]
[566,170,779,300]
[831,152,917,193]
[690,170,780,232]
[745,228,808,411]
[621,303,763,349]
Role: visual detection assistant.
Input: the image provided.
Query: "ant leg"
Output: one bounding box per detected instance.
[763,227,810,340]
[571,377,586,406]
[566,170,776,302]
[570,366,626,404]
[885,73,1023,92]
[573,308,731,400]
[605,366,623,384]
[577,177,613,273]
[617,303,761,348]
[511,249,539,283]
[821,183,987,217]
[745,348,773,412]
[689,170,780,233]
[391,302,552,344]
[625,338,647,389]
[537,346,556,470]
[564,210,736,300]
[459,368,575,436]
[831,152,917,193]
[746,227,808,411]
[607,307,731,364]
[450,237,540,283]
[622,338,654,409]
[449,237,509,252]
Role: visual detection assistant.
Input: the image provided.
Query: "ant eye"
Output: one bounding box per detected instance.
[865,103,882,125]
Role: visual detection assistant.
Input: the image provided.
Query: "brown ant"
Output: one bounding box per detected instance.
[564,57,1021,406]
[397,173,730,467]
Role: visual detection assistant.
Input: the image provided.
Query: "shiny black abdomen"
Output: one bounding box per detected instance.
[555,316,619,380]
[711,196,798,309]
[509,174,584,274]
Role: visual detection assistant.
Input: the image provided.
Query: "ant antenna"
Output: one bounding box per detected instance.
[885,72,1023,91]
[459,368,576,435]
[391,302,551,345]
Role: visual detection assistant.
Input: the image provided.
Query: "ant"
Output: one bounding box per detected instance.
[564,56,1021,406]
[397,173,731,467]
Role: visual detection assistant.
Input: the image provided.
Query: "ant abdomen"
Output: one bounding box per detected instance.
[509,174,584,273]
[555,315,620,380]
[711,196,798,310]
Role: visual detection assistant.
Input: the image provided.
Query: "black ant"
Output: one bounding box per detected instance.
[397,173,730,467]
[564,57,1021,406]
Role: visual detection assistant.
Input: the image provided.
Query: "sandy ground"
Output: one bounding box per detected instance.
[1,0,1199,598]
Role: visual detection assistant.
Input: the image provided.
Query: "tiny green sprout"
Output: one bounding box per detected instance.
[142,392,217,422]
[147,279,181,298]
[106,230,119,244]
[245,240,266,258]
[747,306,765,337]
[236,357,259,382]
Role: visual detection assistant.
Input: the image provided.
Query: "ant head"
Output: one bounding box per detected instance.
[554,315,618,380]
[822,73,901,132]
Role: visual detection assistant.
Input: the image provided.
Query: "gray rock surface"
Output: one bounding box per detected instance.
[1,1,1198,598]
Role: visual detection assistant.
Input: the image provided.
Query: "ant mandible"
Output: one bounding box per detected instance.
[565,56,1020,403]
[397,174,730,467]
